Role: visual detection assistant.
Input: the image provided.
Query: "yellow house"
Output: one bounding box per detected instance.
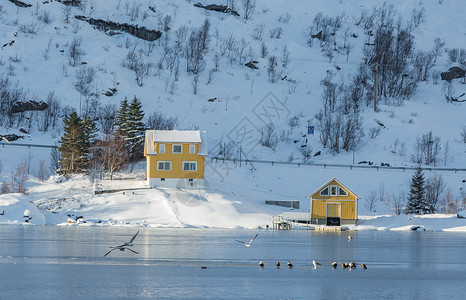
[307,178,359,226]
[144,129,207,188]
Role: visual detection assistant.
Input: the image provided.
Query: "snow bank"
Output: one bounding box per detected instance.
[0,193,46,225]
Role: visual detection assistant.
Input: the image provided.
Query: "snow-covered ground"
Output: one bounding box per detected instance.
[0,0,465,230]
[1,160,465,231]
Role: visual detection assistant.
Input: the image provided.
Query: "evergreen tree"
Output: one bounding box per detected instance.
[114,96,146,160]
[115,97,130,135]
[58,112,89,175]
[407,167,427,214]
[127,96,146,159]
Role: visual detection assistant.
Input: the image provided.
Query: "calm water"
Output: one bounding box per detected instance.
[0,226,465,300]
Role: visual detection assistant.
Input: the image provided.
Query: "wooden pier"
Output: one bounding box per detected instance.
[272,215,291,230]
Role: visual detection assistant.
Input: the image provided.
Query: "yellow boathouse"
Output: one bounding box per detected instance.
[307,178,359,226]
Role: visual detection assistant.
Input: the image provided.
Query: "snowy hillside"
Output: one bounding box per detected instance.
[0,0,465,227]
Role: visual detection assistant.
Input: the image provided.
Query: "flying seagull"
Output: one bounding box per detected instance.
[312,260,321,269]
[235,233,258,247]
[104,230,140,257]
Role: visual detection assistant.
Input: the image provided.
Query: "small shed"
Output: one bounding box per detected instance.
[307,178,359,226]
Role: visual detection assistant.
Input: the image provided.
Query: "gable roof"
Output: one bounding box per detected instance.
[145,130,207,155]
[306,177,360,199]
[152,130,202,143]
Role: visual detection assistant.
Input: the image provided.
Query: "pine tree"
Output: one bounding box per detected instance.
[407,167,427,214]
[114,96,146,161]
[126,96,146,160]
[115,97,130,136]
[58,112,89,175]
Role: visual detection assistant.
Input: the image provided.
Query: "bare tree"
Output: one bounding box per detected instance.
[425,174,446,213]
[11,160,28,194]
[259,123,279,150]
[146,112,177,130]
[37,160,48,182]
[267,56,277,83]
[441,188,456,214]
[62,5,72,24]
[364,191,377,212]
[411,131,441,166]
[432,37,445,63]
[241,0,256,20]
[92,133,129,180]
[68,37,85,67]
[392,192,405,215]
[98,103,116,134]
[260,42,268,58]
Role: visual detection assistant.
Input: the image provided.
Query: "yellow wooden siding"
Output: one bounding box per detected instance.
[311,200,356,219]
[146,143,205,179]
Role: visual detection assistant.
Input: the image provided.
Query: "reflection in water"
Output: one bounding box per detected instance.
[0,226,465,299]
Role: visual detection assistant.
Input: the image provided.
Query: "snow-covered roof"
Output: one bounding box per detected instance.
[145,130,207,155]
[151,130,202,143]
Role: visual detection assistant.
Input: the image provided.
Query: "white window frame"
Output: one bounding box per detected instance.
[157,161,172,171]
[189,144,196,154]
[338,187,348,196]
[159,144,165,154]
[182,161,197,171]
[319,187,329,196]
[330,185,338,196]
[172,144,182,154]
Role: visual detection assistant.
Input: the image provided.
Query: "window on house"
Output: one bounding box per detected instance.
[183,161,197,171]
[339,187,348,196]
[173,144,182,153]
[159,144,165,154]
[330,186,338,196]
[157,161,172,171]
[189,144,196,154]
[320,187,329,196]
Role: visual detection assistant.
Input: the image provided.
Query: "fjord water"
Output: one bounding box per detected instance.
[1,226,465,299]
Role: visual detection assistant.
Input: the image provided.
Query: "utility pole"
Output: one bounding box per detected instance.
[374,63,379,112]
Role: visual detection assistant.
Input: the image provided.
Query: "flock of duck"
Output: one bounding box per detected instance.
[259,260,367,270]
[104,231,368,270]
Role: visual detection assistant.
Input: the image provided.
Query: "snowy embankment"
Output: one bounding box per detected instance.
[1,171,465,231]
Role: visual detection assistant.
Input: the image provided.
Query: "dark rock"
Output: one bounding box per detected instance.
[208,97,217,102]
[441,67,465,81]
[19,128,28,134]
[56,0,81,6]
[351,33,358,38]
[1,134,23,142]
[11,100,48,114]
[314,151,321,157]
[311,31,322,40]
[245,61,258,69]
[75,16,162,42]
[193,3,239,16]
[8,0,32,8]
[104,87,117,97]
